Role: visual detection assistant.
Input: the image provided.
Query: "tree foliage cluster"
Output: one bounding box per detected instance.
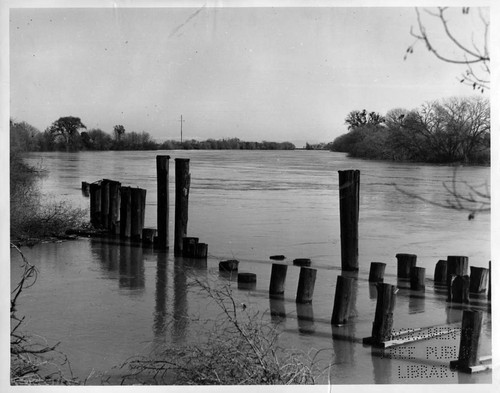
[331,96,490,164]
[10,117,296,152]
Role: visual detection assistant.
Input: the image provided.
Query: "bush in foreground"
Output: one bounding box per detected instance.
[117,279,318,385]
[10,153,88,242]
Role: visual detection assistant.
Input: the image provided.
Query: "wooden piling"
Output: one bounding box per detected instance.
[293,258,311,267]
[469,267,488,293]
[130,188,146,241]
[449,275,470,303]
[338,170,360,271]
[447,255,468,287]
[450,310,483,371]
[296,267,317,304]
[219,260,239,271]
[81,181,90,197]
[182,237,199,257]
[156,155,170,249]
[89,182,102,227]
[174,158,190,257]
[100,179,111,230]
[369,283,398,344]
[142,228,157,244]
[120,187,132,238]
[434,260,447,284]
[410,267,426,290]
[396,253,417,279]
[269,264,288,297]
[369,262,386,283]
[108,180,121,234]
[194,243,208,259]
[331,275,354,325]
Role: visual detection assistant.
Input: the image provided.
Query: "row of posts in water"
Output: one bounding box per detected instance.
[83,158,362,268]
[84,156,208,257]
[241,253,490,373]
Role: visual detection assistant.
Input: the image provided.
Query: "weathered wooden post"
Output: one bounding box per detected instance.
[447,255,468,286]
[182,236,199,257]
[81,181,90,197]
[449,275,470,303]
[130,187,146,241]
[156,155,170,249]
[338,170,360,271]
[331,275,354,325]
[296,303,315,334]
[194,243,208,258]
[396,253,417,279]
[100,179,111,230]
[219,259,239,272]
[89,182,102,227]
[296,267,317,304]
[365,283,398,345]
[120,186,132,238]
[142,228,157,244]
[369,262,386,283]
[410,267,426,290]
[108,180,121,235]
[434,260,447,284]
[174,158,190,257]
[269,264,288,297]
[238,272,257,290]
[450,310,483,372]
[469,267,488,293]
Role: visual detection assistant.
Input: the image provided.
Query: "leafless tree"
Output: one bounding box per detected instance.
[406,7,490,92]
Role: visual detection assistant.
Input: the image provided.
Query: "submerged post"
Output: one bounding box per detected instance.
[174,158,190,257]
[120,186,132,238]
[396,253,417,279]
[449,275,470,303]
[100,179,111,230]
[369,262,386,283]
[331,275,354,325]
[108,180,121,235]
[269,264,288,297]
[296,267,317,304]
[469,267,488,293]
[434,260,447,284]
[156,155,170,249]
[447,256,468,287]
[450,310,483,371]
[410,267,426,290]
[89,182,102,227]
[338,170,360,271]
[131,187,146,241]
[370,283,398,344]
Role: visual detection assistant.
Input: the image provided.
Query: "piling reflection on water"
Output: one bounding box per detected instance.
[296,303,315,334]
[154,252,168,338]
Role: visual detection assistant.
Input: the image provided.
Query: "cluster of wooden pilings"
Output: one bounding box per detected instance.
[82,156,207,258]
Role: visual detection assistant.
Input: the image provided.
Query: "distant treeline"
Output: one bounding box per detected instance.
[331,96,490,165]
[10,117,295,152]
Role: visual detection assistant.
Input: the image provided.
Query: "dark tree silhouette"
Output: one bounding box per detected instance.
[48,116,86,151]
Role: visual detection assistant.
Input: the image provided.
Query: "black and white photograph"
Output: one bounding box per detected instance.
[3,0,497,390]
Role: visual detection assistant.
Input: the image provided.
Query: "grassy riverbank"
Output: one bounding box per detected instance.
[10,152,88,245]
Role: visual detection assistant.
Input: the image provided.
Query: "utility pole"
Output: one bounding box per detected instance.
[179,115,185,143]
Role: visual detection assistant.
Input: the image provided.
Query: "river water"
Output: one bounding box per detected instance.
[11,150,491,384]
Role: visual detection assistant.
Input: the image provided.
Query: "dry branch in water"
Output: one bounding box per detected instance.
[117,277,318,385]
[10,244,79,385]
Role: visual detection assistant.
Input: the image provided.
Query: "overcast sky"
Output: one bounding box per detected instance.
[9,4,489,146]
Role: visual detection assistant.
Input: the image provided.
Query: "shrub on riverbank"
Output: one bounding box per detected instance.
[10,152,88,243]
[118,279,318,385]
